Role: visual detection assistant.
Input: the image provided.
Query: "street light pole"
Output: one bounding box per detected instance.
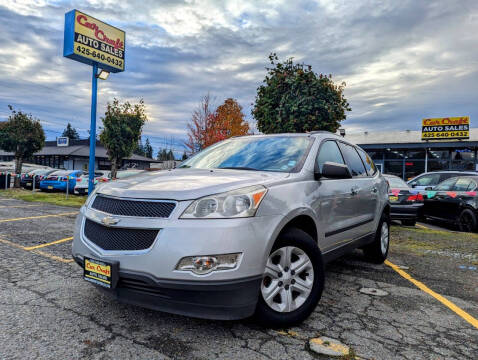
[88,63,98,195]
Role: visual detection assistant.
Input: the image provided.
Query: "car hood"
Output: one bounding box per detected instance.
[97,168,289,200]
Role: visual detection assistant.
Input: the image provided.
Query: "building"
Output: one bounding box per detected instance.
[346,129,478,180]
[0,139,158,171]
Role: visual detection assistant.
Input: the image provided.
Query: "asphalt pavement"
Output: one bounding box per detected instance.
[0,197,476,359]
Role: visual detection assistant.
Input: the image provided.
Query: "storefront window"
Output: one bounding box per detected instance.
[404,160,425,181]
[428,149,449,161]
[450,149,475,171]
[427,160,449,172]
[406,149,425,159]
[384,160,403,177]
[384,149,406,160]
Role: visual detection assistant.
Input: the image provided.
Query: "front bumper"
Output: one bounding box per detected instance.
[390,204,423,220]
[72,203,283,319]
[73,256,261,320]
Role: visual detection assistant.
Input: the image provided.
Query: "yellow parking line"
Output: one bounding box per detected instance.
[31,249,74,263]
[0,205,41,209]
[24,237,73,250]
[385,260,478,330]
[0,238,27,250]
[0,212,77,223]
[415,224,428,230]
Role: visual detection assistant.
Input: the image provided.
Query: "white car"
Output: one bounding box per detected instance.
[74,171,111,195]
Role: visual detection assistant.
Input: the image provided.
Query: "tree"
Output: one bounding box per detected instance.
[0,106,45,187]
[99,99,147,178]
[185,93,214,153]
[181,151,188,161]
[209,98,249,144]
[144,138,153,158]
[134,137,145,156]
[253,53,351,134]
[167,149,175,161]
[61,122,80,140]
[185,95,250,153]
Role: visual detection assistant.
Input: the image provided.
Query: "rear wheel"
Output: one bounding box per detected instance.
[363,213,390,263]
[457,209,477,232]
[255,228,324,327]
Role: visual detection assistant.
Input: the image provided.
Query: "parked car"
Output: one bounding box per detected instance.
[422,175,478,232]
[20,168,55,189]
[72,133,389,327]
[384,174,423,226]
[407,171,478,192]
[40,170,84,192]
[74,171,111,195]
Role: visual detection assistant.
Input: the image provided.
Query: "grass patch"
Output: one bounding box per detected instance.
[390,225,478,261]
[0,188,86,208]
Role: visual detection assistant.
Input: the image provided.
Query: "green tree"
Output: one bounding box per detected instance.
[157,148,168,161]
[134,137,145,156]
[167,149,175,161]
[253,54,351,134]
[61,122,80,140]
[181,151,188,161]
[99,99,147,178]
[0,106,45,187]
[144,138,153,158]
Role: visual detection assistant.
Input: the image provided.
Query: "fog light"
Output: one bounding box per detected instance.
[176,253,242,275]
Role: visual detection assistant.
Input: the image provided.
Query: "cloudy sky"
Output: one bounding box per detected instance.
[0,0,477,156]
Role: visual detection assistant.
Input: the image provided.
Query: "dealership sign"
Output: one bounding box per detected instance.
[421,117,469,140]
[63,10,125,73]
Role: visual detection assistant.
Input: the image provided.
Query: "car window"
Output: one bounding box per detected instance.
[434,177,458,191]
[316,141,345,172]
[467,180,477,191]
[338,142,367,177]
[386,176,409,188]
[453,178,473,191]
[412,173,441,186]
[357,148,377,176]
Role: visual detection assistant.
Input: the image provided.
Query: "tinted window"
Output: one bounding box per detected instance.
[338,142,367,177]
[316,141,344,172]
[180,136,313,173]
[357,148,377,176]
[434,177,457,191]
[453,178,472,191]
[411,173,441,186]
[468,180,477,191]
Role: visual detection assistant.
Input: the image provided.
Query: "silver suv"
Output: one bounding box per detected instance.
[72,132,389,326]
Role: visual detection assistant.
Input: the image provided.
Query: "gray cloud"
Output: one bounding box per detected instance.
[0,0,477,156]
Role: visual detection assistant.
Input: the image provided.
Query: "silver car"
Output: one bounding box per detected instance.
[72,132,390,326]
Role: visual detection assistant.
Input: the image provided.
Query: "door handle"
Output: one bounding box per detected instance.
[351,186,359,196]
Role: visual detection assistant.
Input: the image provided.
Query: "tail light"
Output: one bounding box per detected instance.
[407,194,424,202]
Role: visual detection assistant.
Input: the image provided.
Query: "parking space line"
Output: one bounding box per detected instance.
[0,238,27,250]
[31,249,74,263]
[24,237,73,250]
[415,224,428,230]
[385,260,478,329]
[0,212,77,223]
[0,204,41,209]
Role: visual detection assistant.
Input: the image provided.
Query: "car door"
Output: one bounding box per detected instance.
[314,140,357,251]
[440,177,474,221]
[424,177,458,219]
[356,147,380,220]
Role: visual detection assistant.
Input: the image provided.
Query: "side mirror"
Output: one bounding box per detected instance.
[315,162,352,180]
[410,183,417,188]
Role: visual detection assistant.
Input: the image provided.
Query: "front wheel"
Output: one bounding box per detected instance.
[254,228,324,327]
[363,214,390,263]
[457,209,477,232]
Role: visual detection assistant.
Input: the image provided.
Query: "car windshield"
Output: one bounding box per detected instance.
[179,136,313,172]
[386,176,409,188]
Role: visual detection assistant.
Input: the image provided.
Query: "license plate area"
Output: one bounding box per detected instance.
[389,195,399,202]
[83,257,118,289]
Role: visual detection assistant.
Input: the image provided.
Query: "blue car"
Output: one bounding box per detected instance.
[40,170,84,192]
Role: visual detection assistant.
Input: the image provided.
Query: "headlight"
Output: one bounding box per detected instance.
[180,185,268,219]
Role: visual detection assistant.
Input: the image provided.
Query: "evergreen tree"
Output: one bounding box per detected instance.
[61,122,80,140]
[144,138,153,158]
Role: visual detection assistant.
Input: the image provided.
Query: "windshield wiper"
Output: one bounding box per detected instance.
[218,166,260,171]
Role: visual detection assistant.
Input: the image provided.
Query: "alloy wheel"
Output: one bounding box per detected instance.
[261,246,314,313]
[380,222,389,255]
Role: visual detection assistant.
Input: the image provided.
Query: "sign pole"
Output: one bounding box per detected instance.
[88,63,98,195]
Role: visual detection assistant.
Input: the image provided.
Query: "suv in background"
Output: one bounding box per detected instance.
[407,171,478,192]
[72,132,389,327]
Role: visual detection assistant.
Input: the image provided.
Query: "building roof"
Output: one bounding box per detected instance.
[0,138,159,162]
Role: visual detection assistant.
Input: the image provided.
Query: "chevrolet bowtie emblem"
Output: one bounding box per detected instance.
[101,216,120,226]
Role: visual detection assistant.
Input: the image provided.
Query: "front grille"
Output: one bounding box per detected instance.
[84,219,159,251]
[117,277,168,297]
[91,195,176,218]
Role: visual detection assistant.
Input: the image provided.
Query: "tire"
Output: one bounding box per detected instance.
[254,228,324,327]
[457,209,477,232]
[402,219,416,226]
[363,213,390,264]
